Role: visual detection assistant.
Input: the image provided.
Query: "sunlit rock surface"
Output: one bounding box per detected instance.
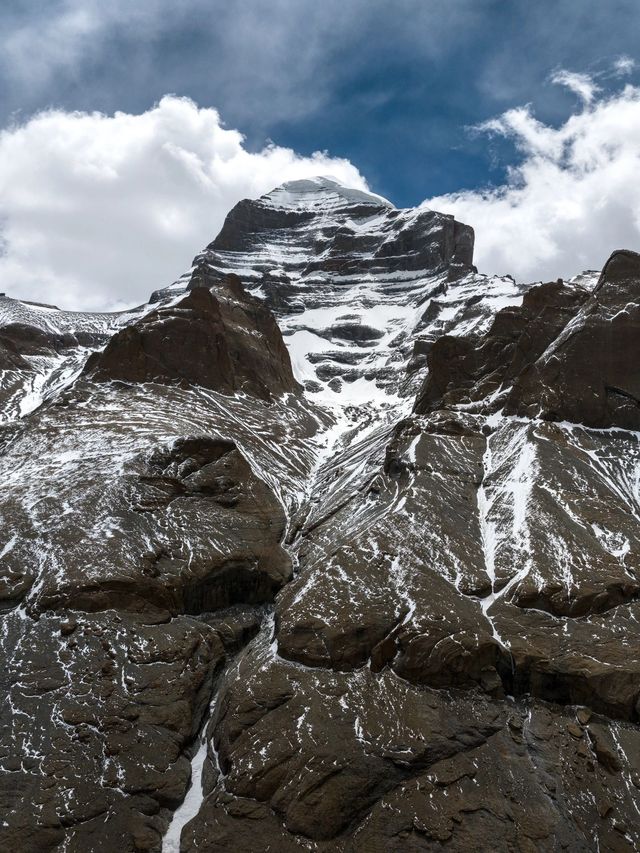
[1,177,640,852]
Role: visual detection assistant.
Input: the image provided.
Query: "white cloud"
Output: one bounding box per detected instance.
[0,96,367,311]
[423,75,640,283]
[1,1,177,92]
[614,55,635,76]
[550,69,600,104]
[0,1,483,130]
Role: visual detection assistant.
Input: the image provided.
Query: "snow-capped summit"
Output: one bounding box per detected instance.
[182,175,522,407]
[2,175,640,853]
[259,175,393,211]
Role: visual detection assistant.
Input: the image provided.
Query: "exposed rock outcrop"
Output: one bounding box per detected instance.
[0,609,223,852]
[507,249,640,428]
[415,249,640,430]
[85,271,299,400]
[414,277,589,415]
[2,180,640,852]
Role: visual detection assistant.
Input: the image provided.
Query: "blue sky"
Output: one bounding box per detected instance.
[3,0,639,204]
[2,1,640,308]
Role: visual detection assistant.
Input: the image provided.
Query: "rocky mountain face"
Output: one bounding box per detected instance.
[0,176,639,852]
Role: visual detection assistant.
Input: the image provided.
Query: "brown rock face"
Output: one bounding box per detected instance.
[416,250,640,431]
[4,182,640,853]
[0,373,307,851]
[0,258,317,851]
[0,610,224,853]
[19,433,292,618]
[506,250,640,428]
[0,323,105,369]
[209,186,474,278]
[415,278,590,415]
[85,270,300,400]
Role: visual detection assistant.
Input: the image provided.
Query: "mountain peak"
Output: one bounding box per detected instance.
[6,178,640,853]
[259,175,393,211]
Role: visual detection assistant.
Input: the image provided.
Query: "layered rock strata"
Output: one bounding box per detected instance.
[1,178,639,852]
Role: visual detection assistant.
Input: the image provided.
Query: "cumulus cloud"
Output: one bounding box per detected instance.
[0,96,367,311]
[423,75,640,282]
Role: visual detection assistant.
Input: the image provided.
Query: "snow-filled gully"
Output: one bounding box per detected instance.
[160,405,377,850]
[163,686,226,853]
[476,423,539,650]
[476,433,504,645]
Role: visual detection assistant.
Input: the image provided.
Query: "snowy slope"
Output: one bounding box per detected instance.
[0,295,146,423]
[2,178,640,853]
[138,177,526,473]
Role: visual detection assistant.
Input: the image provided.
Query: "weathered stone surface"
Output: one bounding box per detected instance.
[0,609,224,853]
[85,271,299,400]
[182,628,504,849]
[179,621,640,852]
[418,250,640,430]
[415,277,589,415]
[0,247,322,849]
[0,296,127,422]
[276,420,498,688]
[0,418,292,618]
[351,707,640,852]
[506,250,640,428]
[3,181,640,852]
[209,178,474,279]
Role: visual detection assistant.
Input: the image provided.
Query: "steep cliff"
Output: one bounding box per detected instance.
[1,177,639,852]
